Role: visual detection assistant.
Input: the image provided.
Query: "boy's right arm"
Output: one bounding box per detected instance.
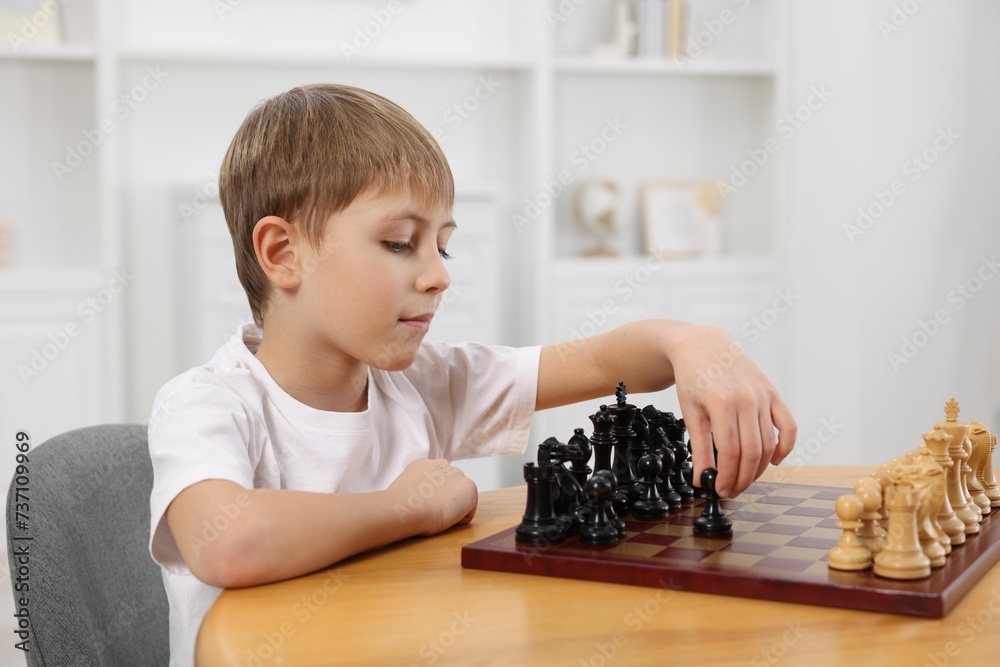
[165,458,477,589]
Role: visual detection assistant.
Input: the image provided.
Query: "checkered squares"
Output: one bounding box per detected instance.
[482,481,844,579]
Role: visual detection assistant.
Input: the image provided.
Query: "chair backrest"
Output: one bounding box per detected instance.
[5,424,169,667]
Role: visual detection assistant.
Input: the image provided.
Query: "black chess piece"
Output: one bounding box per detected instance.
[607,384,640,509]
[643,412,682,510]
[538,438,586,528]
[630,412,652,473]
[690,437,720,499]
[588,405,616,475]
[661,410,681,442]
[631,454,670,520]
[641,405,668,454]
[579,474,620,547]
[652,445,683,510]
[672,418,694,491]
[670,439,695,502]
[693,467,733,537]
[568,427,593,488]
[656,411,693,502]
[515,462,566,545]
[592,469,627,537]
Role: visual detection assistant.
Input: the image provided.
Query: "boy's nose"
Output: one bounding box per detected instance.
[416,252,451,294]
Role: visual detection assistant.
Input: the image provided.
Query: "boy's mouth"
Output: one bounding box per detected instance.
[399,314,433,331]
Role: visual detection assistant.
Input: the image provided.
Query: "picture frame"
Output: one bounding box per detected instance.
[641,181,722,258]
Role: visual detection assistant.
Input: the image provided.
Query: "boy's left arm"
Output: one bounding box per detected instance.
[537,319,797,498]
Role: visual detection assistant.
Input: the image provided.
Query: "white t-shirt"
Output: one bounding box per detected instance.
[148,324,540,667]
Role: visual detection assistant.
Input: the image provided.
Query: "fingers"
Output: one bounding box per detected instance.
[770,397,798,464]
[670,330,797,496]
[683,388,775,498]
[684,407,714,489]
[756,405,778,481]
[438,463,477,526]
[458,493,478,525]
[731,405,763,497]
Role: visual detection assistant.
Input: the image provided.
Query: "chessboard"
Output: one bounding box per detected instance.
[461,479,1000,618]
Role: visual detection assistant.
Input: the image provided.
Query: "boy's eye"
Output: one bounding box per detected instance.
[383,241,412,253]
[383,240,453,260]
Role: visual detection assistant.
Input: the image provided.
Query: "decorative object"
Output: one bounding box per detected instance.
[641,181,722,258]
[668,0,683,61]
[593,0,637,59]
[573,180,621,257]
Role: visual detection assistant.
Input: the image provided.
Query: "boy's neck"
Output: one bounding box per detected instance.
[253,331,369,413]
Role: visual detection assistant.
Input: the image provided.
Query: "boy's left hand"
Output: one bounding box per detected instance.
[667,326,797,498]
[538,320,797,499]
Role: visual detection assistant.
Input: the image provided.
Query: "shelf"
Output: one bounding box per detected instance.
[549,255,782,277]
[118,46,534,71]
[0,44,97,63]
[554,57,775,77]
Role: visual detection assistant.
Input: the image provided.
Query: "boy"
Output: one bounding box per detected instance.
[148,83,796,666]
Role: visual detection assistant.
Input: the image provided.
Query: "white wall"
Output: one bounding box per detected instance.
[784,0,1000,467]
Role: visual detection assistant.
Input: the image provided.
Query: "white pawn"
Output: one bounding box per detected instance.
[854,478,886,555]
[828,494,872,571]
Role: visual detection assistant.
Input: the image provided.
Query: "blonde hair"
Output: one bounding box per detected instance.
[219,83,454,326]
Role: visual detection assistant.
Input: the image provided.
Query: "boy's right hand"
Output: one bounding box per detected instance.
[388,458,478,535]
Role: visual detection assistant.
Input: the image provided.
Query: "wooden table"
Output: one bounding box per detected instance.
[197,467,1000,666]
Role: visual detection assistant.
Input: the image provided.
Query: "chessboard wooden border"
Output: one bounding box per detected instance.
[461,483,1000,618]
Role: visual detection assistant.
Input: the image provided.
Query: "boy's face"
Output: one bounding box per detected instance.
[290,189,455,372]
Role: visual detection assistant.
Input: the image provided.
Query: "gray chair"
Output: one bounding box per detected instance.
[5,424,169,666]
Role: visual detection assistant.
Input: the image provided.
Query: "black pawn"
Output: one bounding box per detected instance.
[691,438,719,499]
[693,468,732,537]
[515,463,565,545]
[631,454,670,520]
[592,469,627,537]
[653,446,683,510]
[579,475,620,547]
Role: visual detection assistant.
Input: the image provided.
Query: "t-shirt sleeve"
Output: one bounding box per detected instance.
[147,383,258,574]
[411,342,540,461]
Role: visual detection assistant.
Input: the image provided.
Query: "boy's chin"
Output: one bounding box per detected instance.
[368,352,419,372]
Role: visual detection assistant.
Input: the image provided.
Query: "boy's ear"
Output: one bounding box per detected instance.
[253,216,302,290]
